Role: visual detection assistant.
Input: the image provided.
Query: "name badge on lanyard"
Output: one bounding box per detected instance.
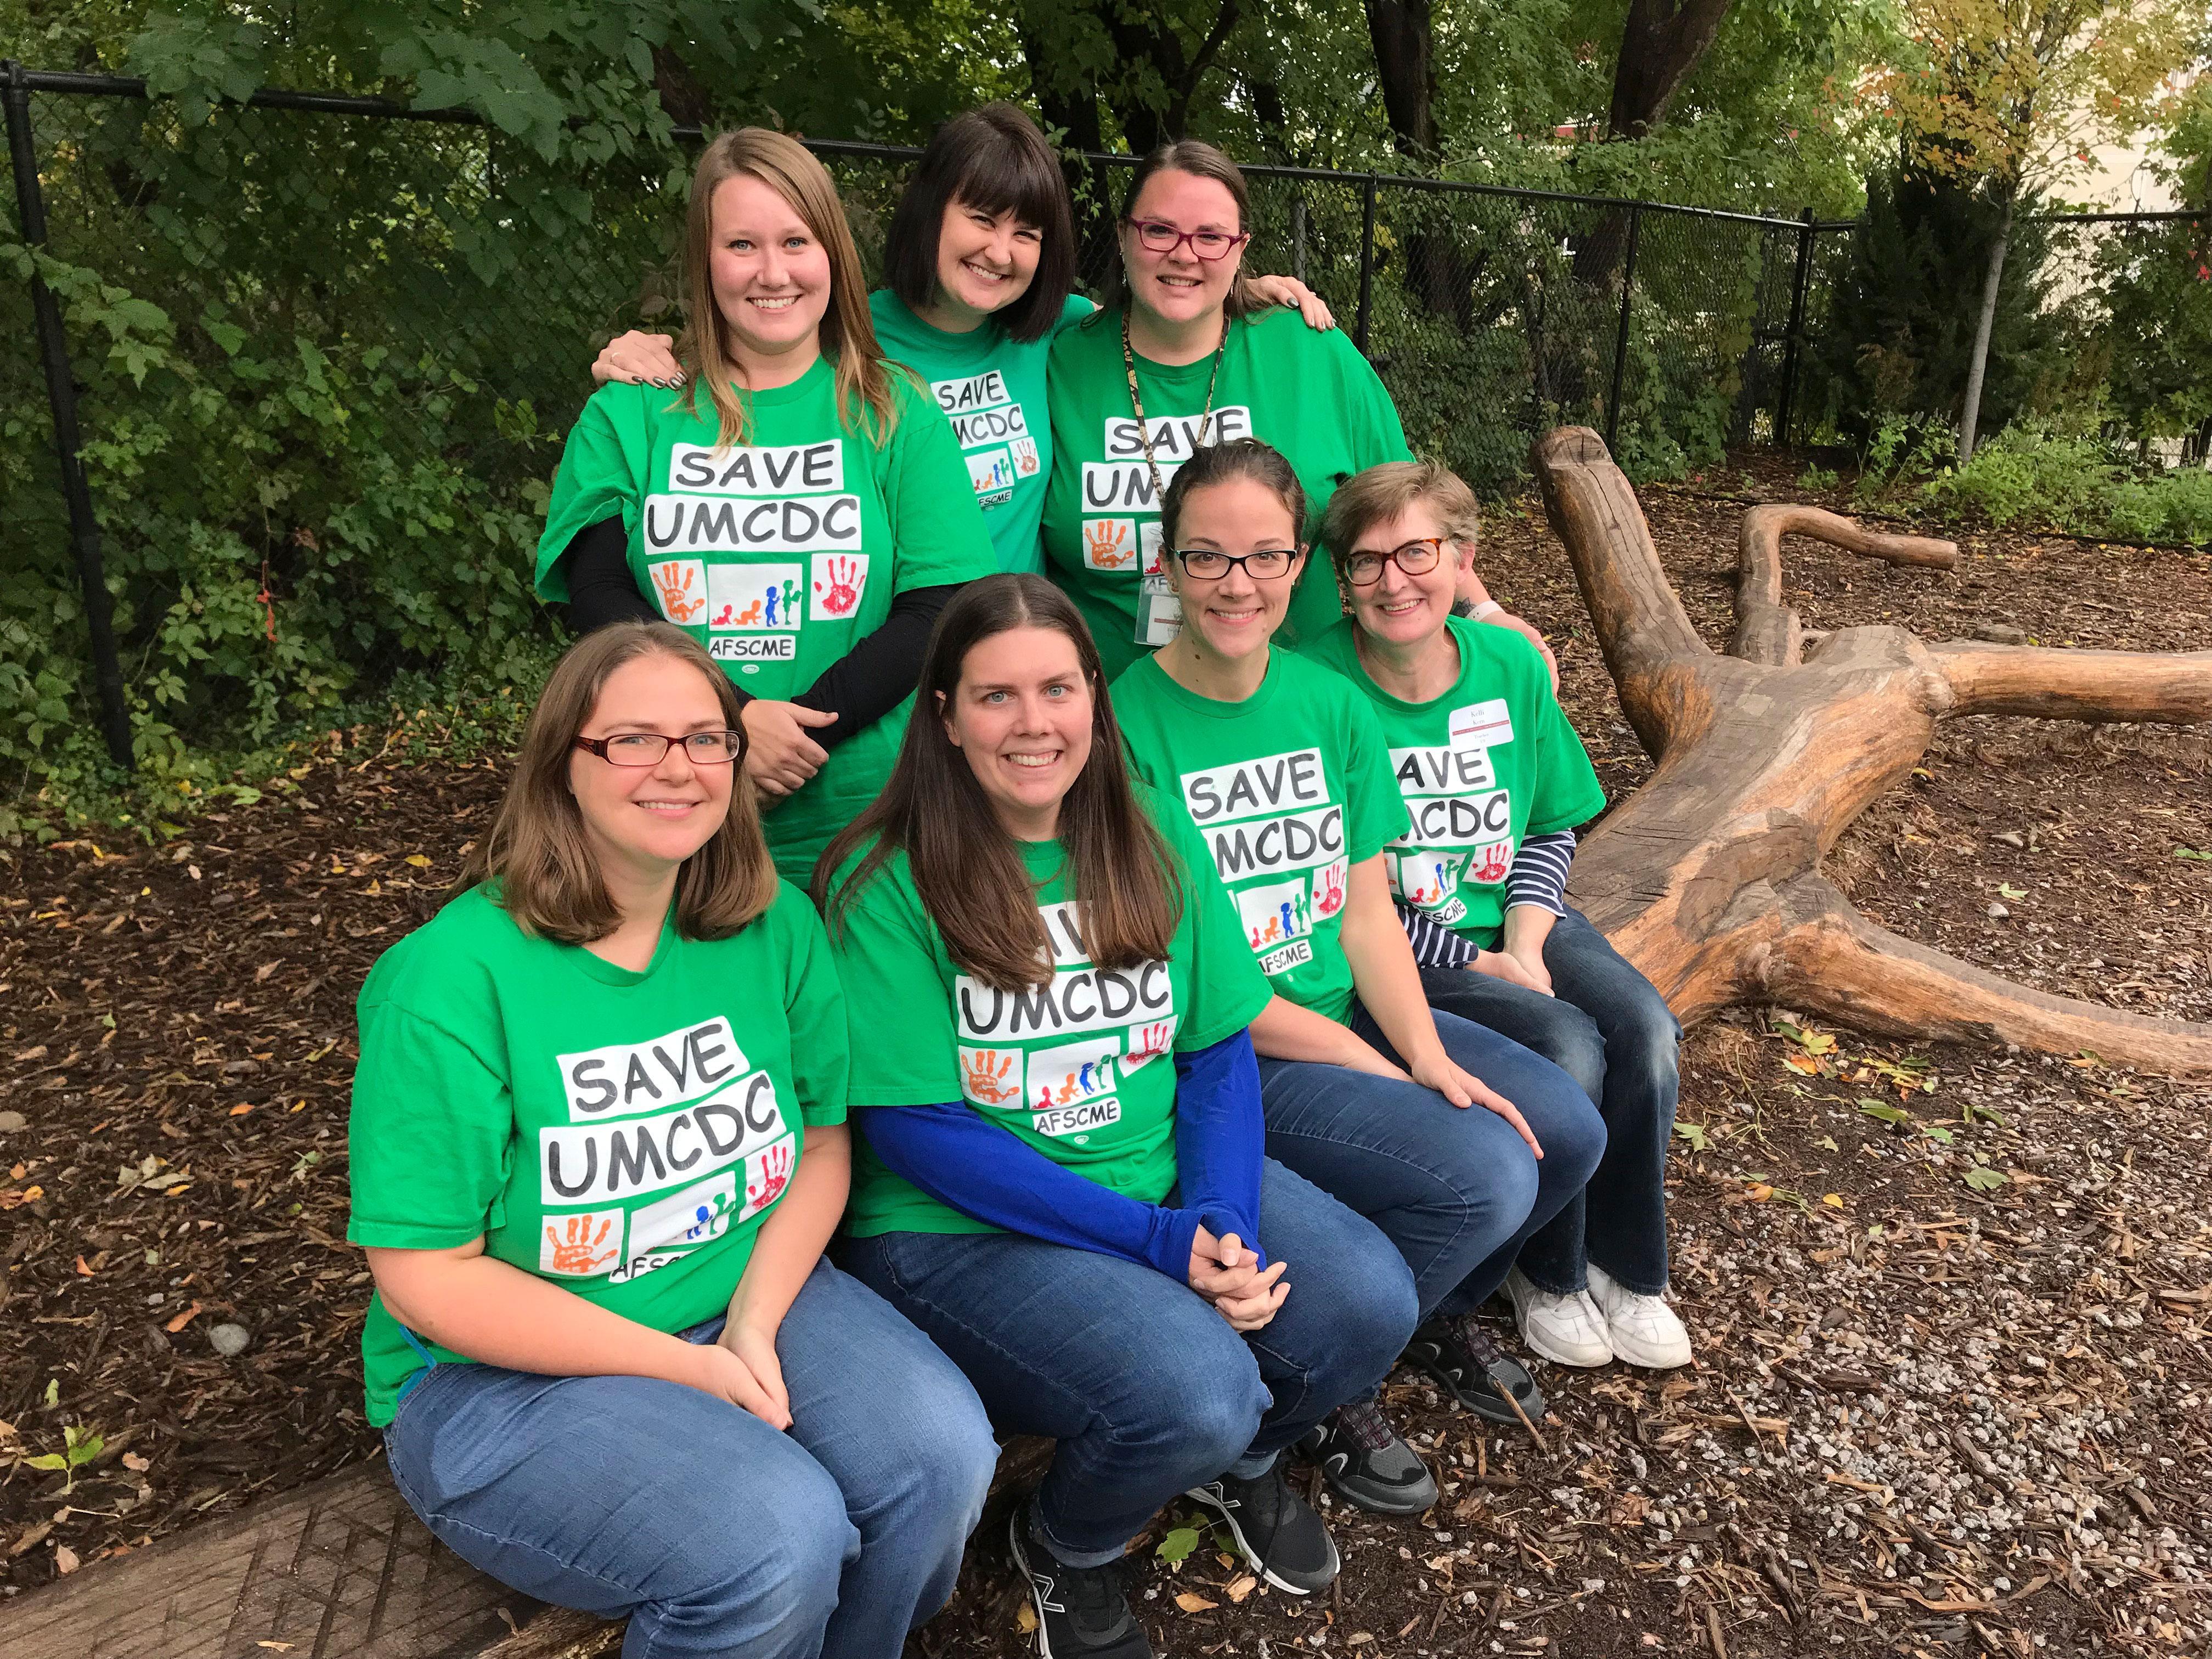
[1122,312,1227,651]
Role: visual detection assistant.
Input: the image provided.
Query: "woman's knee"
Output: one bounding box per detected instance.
[892,1369,1001,1538]
[654,1461,854,1653]
[1129,1334,1269,1472]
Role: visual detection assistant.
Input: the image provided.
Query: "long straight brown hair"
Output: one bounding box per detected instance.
[457,623,777,944]
[815,575,1181,989]
[680,128,901,449]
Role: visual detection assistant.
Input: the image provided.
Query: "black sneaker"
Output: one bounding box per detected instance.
[1299,1399,1441,1515]
[1403,1313,1547,1426]
[1184,1451,1341,1595]
[1007,1508,1153,1659]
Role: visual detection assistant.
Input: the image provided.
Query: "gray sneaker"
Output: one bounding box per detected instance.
[1299,1400,1440,1515]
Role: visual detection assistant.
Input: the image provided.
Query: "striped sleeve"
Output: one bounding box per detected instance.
[1396,901,1477,968]
[1504,829,1577,919]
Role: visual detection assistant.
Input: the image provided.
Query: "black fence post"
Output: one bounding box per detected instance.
[1602,202,1643,452]
[4,60,132,770]
[1773,207,1818,450]
[1355,173,1378,355]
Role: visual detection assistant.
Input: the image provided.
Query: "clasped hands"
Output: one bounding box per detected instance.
[1188,1225,1288,1332]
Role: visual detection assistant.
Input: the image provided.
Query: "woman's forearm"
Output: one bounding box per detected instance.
[726,1125,850,1341]
[366,1247,708,1390]
[1502,905,1557,960]
[1249,992,1397,1074]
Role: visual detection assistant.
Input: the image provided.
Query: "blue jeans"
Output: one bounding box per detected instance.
[381,1259,998,1659]
[1418,906,1681,1296]
[1256,1003,1606,1326]
[838,1158,1415,1568]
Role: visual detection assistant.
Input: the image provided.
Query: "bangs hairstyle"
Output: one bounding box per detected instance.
[680,128,901,450]
[884,103,1076,344]
[816,574,1181,990]
[1104,138,1262,320]
[456,622,777,945]
[1320,460,1481,577]
[1160,436,1310,549]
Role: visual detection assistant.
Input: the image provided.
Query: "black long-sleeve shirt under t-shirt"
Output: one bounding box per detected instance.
[558,516,964,749]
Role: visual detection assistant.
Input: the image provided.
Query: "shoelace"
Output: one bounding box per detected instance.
[1331,1398,1399,1452]
[1452,1314,1512,1376]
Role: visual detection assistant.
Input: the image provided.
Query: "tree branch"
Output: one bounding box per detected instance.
[1731,506,1959,665]
[1929,642,2212,724]
[1758,879,2212,1079]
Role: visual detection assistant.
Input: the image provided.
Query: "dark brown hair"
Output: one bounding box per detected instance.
[1160,436,1310,549]
[680,128,901,448]
[458,623,777,944]
[816,574,1181,989]
[1102,138,1261,319]
[1320,459,1481,572]
[884,103,1077,344]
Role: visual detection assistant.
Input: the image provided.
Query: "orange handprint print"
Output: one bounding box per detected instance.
[651,560,707,624]
[746,1139,794,1212]
[543,1212,618,1276]
[814,554,863,619]
[962,1048,1021,1105]
[1083,520,1136,569]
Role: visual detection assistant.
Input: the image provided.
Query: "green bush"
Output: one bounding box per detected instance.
[1915,422,2212,546]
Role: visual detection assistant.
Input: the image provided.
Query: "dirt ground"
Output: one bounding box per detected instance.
[3,460,2209,1657]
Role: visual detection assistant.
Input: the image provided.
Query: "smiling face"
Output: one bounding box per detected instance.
[1121,168,1246,334]
[1340,500,1468,650]
[709,172,832,375]
[568,652,735,883]
[1164,475,1305,666]
[940,625,1096,841]
[934,196,1042,325]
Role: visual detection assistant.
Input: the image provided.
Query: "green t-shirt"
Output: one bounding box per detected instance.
[346,882,848,1426]
[1300,616,1607,949]
[1040,304,1414,679]
[829,817,1271,1238]
[869,289,1094,575]
[1110,650,1407,1024]
[534,356,996,883]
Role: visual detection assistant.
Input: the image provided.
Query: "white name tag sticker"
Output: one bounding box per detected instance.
[1451,699,1514,749]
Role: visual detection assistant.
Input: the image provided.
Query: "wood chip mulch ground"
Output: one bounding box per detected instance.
[3,458,2209,1656]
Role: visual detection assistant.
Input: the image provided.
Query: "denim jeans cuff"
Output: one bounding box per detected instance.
[1030,1498,1131,1573]
[1224,1446,1277,1482]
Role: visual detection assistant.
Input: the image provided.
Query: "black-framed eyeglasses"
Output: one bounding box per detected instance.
[1170,548,1301,581]
[1341,537,1451,586]
[573,730,748,767]
[1123,218,1251,262]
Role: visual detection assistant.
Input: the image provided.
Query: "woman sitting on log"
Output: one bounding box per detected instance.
[347,622,997,1659]
[820,574,1418,1659]
[1110,439,1605,1513]
[536,128,997,888]
[1302,460,1692,1372]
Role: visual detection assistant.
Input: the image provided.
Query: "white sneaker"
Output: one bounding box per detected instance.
[1503,1266,1614,1367]
[1586,1264,1692,1369]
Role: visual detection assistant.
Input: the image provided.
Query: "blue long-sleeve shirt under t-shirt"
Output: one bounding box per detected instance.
[855,1029,1265,1279]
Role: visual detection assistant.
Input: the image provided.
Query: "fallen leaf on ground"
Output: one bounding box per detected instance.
[1174,1592,1219,1613]
[165,1301,203,1333]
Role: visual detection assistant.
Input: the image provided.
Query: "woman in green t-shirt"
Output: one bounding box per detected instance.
[349,622,995,1659]
[1039,138,1548,679]
[535,128,998,888]
[819,574,1419,1659]
[1307,460,1691,1373]
[591,105,1335,578]
[1111,439,1606,1519]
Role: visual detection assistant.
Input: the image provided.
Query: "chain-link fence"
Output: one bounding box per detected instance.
[7,64,2196,786]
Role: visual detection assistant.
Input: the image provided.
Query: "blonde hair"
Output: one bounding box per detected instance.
[679,128,901,449]
[455,623,777,944]
[1321,460,1481,570]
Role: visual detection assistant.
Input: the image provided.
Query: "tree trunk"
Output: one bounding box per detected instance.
[1604,0,1737,139]
[1362,0,1437,161]
[1531,426,2212,1077]
[1956,188,2014,465]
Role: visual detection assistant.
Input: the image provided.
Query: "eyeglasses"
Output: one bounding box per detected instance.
[1341,538,1452,586]
[1171,548,1300,581]
[1124,218,1251,262]
[573,730,748,767]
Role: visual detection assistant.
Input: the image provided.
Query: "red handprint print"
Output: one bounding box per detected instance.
[544,1214,617,1276]
[1130,1021,1174,1061]
[1084,520,1136,569]
[652,562,706,624]
[746,1139,794,1212]
[1314,864,1347,918]
[1470,841,1512,883]
[963,1048,1020,1105]
[815,555,862,618]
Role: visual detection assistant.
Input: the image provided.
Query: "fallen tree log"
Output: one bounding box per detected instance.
[1532,426,2212,1078]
